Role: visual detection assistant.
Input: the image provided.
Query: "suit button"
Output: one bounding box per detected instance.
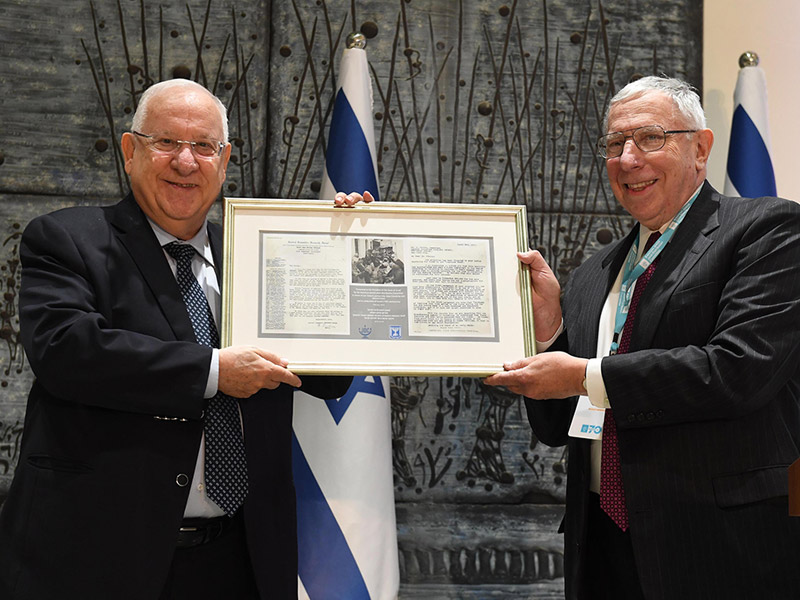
[637,413,645,422]
[176,474,189,487]
[656,410,664,418]
[627,414,636,423]
[646,412,655,421]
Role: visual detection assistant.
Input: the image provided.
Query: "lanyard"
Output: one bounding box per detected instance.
[609,188,701,354]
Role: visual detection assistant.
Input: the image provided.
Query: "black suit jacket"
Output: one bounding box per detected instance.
[526,183,800,600]
[0,194,351,599]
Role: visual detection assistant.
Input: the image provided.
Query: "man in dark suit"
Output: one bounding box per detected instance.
[485,76,800,599]
[0,79,372,599]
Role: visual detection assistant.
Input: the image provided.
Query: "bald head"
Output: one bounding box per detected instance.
[132,79,229,142]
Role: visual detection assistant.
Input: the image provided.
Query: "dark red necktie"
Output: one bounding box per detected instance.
[600,231,661,531]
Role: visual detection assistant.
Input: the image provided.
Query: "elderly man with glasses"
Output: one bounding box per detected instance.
[0,79,372,600]
[486,75,800,599]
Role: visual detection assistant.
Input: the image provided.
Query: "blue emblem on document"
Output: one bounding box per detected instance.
[389,326,402,339]
[358,325,372,338]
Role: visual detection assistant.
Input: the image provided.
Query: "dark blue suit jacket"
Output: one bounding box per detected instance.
[0,194,351,599]
[527,183,800,600]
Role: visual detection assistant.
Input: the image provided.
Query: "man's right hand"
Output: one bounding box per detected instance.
[519,250,562,342]
[218,346,302,398]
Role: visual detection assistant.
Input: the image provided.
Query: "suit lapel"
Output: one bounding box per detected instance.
[570,228,637,358]
[629,182,721,349]
[208,221,224,289]
[109,193,197,343]
[601,226,639,291]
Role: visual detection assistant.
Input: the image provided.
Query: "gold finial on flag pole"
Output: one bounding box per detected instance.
[346,32,366,50]
[738,51,759,68]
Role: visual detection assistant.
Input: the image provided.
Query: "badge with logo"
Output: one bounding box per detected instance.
[389,326,402,339]
[568,395,605,440]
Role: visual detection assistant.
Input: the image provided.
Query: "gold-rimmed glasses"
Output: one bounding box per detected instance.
[597,125,697,159]
[132,131,227,158]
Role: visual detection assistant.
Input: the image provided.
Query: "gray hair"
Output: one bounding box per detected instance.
[603,75,706,133]
[131,79,229,141]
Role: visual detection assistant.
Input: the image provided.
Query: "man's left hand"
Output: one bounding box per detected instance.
[334,190,375,207]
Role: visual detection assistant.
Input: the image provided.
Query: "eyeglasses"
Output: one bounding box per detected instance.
[132,131,227,158]
[597,125,697,159]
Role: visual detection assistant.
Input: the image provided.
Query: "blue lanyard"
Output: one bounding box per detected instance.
[609,188,701,354]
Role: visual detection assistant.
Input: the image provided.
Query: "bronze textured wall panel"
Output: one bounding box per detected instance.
[0,0,269,199]
[0,0,701,596]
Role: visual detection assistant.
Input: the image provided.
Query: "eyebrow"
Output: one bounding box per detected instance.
[606,125,663,135]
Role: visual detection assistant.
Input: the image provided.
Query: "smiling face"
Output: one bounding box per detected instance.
[121,86,231,239]
[605,91,713,230]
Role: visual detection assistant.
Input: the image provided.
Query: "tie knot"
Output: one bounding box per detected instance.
[164,241,197,264]
[643,231,661,253]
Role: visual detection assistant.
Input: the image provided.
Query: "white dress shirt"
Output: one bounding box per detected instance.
[149,219,226,518]
[584,221,664,493]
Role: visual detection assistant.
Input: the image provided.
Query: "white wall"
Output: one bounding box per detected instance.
[704,0,800,201]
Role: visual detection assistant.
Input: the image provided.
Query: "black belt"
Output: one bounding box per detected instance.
[176,514,235,548]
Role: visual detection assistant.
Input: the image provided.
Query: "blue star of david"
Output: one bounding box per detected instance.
[324,376,386,424]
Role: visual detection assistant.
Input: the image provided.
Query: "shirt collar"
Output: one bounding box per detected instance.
[638,181,703,243]
[148,218,215,266]
[636,181,703,255]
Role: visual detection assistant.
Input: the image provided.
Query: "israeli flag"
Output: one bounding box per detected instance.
[724,64,777,198]
[293,41,398,600]
[319,44,381,202]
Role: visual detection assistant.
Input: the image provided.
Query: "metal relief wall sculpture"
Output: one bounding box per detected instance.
[0,0,701,597]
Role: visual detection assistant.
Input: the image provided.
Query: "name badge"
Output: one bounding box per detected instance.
[568,395,605,440]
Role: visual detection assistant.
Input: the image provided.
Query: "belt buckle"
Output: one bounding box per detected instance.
[179,526,199,532]
[176,527,206,548]
[176,516,230,548]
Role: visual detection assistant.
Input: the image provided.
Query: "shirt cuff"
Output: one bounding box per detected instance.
[535,318,565,353]
[205,348,219,399]
[585,357,610,408]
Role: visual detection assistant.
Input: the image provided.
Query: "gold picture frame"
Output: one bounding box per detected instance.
[221,198,535,377]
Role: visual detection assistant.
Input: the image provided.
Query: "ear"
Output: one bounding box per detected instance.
[121,132,135,174]
[694,128,714,171]
[219,140,232,184]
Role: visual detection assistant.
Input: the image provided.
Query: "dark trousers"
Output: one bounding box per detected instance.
[584,492,647,600]
[159,512,259,600]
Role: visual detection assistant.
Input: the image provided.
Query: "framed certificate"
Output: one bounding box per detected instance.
[221,198,535,377]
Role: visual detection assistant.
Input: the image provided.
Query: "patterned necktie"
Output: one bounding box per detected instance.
[600,231,661,531]
[164,241,248,515]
